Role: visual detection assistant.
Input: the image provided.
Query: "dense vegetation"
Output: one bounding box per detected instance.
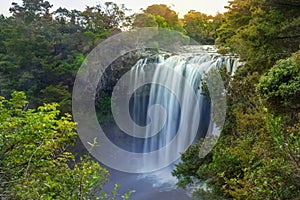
[132,4,224,44]
[0,0,299,199]
[0,92,108,199]
[173,0,300,199]
[0,0,130,114]
[0,1,124,199]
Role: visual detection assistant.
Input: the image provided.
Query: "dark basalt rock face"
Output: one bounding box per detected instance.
[97,49,170,95]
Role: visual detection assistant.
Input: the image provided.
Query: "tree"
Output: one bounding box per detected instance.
[183,10,223,44]
[216,0,300,69]
[183,10,210,44]
[0,92,108,199]
[132,4,183,31]
[80,2,129,33]
[144,4,180,28]
[257,51,300,115]
[0,92,134,199]
[9,0,53,23]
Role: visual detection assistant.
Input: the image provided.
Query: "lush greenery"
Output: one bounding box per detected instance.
[0,92,134,199]
[257,51,300,113]
[0,0,130,113]
[0,1,133,198]
[173,0,300,199]
[1,0,299,199]
[132,4,224,44]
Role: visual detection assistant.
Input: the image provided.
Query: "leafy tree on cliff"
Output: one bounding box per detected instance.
[0,92,109,199]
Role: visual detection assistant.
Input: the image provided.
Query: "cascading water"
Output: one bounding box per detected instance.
[129,49,238,156]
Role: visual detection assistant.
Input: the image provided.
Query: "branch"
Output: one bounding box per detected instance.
[24,141,44,177]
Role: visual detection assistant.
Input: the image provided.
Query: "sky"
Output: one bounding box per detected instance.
[0,0,229,17]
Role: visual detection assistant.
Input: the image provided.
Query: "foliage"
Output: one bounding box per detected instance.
[0,92,105,199]
[144,4,183,31]
[0,0,130,113]
[132,6,224,44]
[96,91,113,123]
[172,140,212,188]
[216,0,300,70]
[0,92,133,199]
[174,105,300,199]
[173,0,300,199]
[183,11,224,44]
[132,4,182,31]
[257,51,300,113]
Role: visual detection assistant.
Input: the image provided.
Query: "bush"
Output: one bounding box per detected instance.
[0,92,124,199]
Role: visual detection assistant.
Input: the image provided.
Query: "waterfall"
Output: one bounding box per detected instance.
[126,47,238,169]
[103,45,242,174]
